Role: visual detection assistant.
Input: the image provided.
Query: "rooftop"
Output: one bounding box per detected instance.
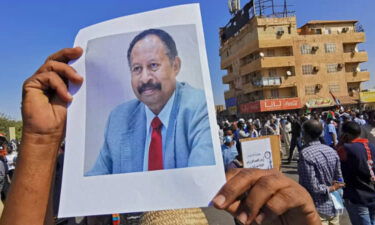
[300,20,358,28]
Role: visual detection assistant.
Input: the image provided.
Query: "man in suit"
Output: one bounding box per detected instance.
[87,29,215,175]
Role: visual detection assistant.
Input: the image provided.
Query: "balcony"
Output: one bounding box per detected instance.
[343,51,368,63]
[239,56,295,75]
[222,74,234,84]
[341,32,366,43]
[258,39,293,48]
[261,56,295,68]
[346,71,370,83]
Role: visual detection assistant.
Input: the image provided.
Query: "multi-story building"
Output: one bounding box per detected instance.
[220,5,370,116]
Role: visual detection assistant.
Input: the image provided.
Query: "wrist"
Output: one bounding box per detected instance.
[20,131,62,160]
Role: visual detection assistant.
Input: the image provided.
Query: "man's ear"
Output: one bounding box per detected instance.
[173,56,181,76]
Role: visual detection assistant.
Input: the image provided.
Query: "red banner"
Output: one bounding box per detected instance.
[240,101,261,113]
[240,98,301,113]
[260,98,301,112]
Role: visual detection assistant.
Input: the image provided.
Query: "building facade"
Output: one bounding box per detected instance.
[221,14,369,115]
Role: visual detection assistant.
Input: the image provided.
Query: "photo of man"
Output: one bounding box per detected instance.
[86,28,215,176]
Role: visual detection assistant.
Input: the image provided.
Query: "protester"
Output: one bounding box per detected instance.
[287,116,302,163]
[337,121,375,225]
[324,117,338,148]
[0,47,322,225]
[221,130,238,171]
[237,122,249,138]
[298,119,344,225]
[248,123,259,138]
[5,147,17,180]
[0,155,6,214]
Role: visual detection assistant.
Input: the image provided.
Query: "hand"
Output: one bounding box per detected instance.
[330,182,345,192]
[22,47,83,142]
[212,169,321,225]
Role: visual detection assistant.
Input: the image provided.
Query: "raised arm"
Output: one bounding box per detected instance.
[0,47,83,225]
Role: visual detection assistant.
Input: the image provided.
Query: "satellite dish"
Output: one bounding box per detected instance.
[356,67,361,72]
[259,52,265,58]
[286,70,292,76]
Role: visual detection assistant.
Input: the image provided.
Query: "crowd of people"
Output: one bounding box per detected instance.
[0,135,18,214]
[1,46,375,225]
[219,108,375,225]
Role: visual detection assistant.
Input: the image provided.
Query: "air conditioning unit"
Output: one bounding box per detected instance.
[313,66,320,72]
[276,28,285,36]
[342,27,349,33]
[312,46,319,51]
[286,70,292,76]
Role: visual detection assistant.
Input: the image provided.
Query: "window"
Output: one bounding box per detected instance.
[267,49,275,57]
[305,86,316,95]
[271,89,279,98]
[314,29,322,34]
[302,65,314,75]
[325,43,336,53]
[324,28,332,34]
[329,84,340,93]
[301,44,312,54]
[327,64,338,73]
[268,69,277,77]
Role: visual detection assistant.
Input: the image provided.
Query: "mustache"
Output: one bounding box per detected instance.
[137,82,162,94]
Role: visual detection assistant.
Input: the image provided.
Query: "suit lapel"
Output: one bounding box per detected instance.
[164,82,183,169]
[120,102,146,173]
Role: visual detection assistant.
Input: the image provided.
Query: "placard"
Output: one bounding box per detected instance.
[240,135,281,170]
[60,4,225,217]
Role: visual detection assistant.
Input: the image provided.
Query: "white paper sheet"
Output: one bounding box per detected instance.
[242,138,273,169]
[60,4,225,217]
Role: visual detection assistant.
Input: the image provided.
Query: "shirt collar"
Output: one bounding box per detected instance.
[145,91,176,130]
[308,140,321,146]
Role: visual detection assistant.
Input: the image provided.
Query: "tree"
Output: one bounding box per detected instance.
[0,113,22,141]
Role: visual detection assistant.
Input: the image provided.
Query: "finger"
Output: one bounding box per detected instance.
[45,47,83,64]
[30,72,72,102]
[212,169,276,209]
[264,187,299,217]
[244,173,290,223]
[37,60,83,84]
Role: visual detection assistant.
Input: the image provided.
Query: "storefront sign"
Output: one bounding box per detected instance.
[260,98,301,112]
[305,98,333,108]
[225,97,237,108]
[228,106,238,115]
[360,91,375,103]
[240,98,301,113]
[240,101,261,113]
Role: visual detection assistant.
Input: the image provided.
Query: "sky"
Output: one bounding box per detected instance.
[0,0,374,120]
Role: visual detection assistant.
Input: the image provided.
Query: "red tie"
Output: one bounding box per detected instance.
[148,117,163,171]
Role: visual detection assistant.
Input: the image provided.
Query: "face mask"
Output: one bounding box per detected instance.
[224,135,233,144]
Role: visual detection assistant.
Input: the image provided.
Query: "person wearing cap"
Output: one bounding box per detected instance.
[221,130,238,171]
[86,28,215,175]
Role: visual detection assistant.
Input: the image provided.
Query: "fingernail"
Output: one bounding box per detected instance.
[255,212,265,224]
[237,212,248,224]
[212,195,226,207]
[67,92,73,100]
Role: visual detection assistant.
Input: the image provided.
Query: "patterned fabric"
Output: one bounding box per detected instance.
[298,141,343,217]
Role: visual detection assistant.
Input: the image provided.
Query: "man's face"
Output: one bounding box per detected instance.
[130,35,180,114]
